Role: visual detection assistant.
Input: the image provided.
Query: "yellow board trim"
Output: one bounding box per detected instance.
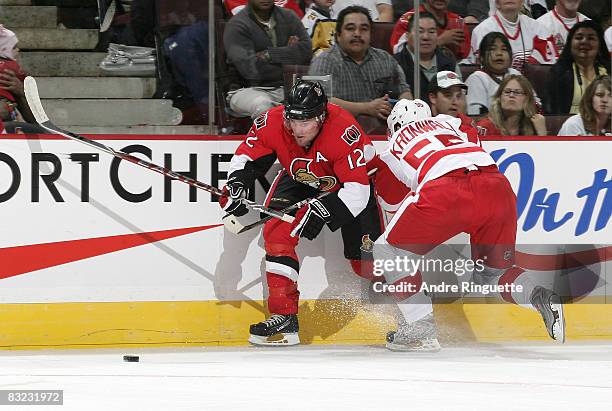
[1,299,612,350]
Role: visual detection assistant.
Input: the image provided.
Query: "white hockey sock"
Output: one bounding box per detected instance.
[504,274,538,310]
[396,291,433,323]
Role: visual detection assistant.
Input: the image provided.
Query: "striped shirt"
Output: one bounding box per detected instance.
[308,44,411,101]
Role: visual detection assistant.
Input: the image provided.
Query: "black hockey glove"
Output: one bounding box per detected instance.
[220,174,250,217]
[290,198,331,240]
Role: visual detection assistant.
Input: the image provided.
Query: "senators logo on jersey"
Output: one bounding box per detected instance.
[290,158,337,191]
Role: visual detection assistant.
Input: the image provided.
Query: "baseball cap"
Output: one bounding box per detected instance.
[428,71,468,93]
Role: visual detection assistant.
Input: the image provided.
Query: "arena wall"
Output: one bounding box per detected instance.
[0,135,609,349]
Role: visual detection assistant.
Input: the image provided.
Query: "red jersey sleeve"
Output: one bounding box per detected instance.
[329,123,370,187]
[229,112,277,177]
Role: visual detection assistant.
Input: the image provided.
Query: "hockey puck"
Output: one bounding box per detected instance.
[123,355,139,362]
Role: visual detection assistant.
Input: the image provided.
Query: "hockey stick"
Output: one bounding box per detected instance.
[229,167,378,234]
[23,76,295,227]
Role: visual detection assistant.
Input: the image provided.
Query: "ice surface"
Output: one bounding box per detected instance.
[1,343,612,410]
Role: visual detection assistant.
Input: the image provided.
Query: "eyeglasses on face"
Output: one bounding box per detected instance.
[502,88,526,97]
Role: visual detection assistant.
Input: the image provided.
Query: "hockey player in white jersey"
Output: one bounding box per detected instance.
[373,99,565,351]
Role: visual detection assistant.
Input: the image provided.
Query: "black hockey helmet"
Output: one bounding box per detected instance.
[284,80,328,120]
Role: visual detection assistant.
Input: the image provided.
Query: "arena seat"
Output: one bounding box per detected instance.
[524,64,552,103]
[460,64,480,80]
[546,115,572,136]
[371,22,395,54]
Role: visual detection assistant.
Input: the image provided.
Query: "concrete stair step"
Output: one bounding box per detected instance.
[0,6,57,28]
[19,52,155,77]
[63,125,215,135]
[35,0,96,6]
[13,28,98,50]
[36,77,157,99]
[0,0,31,5]
[41,99,183,126]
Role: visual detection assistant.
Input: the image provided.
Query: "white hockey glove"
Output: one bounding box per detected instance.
[290,198,331,240]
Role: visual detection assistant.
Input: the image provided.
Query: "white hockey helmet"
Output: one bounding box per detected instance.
[386,99,432,138]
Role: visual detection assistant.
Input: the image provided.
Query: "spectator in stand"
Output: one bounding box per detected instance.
[308,6,412,131]
[0,25,34,124]
[391,0,471,59]
[537,0,590,55]
[465,32,521,115]
[223,0,312,119]
[477,74,547,135]
[394,12,461,103]
[605,26,612,56]
[544,20,610,114]
[558,75,611,135]
[487,0,548,18]
[303,0,337,36]
[302,0,337,55]
[427,71,480,135]
[334,0,394,22]
[392,1,490,24]
[224,0,304,18]
[466,0,557,72]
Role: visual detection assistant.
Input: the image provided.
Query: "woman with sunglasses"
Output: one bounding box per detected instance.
[477,74,546,135]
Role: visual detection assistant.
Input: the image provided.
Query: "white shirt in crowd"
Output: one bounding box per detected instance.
[537,8,589,54]
[465,11,556,70]
[558,114,590,136]
[464,68,522,115]
[605,26,612,54]
[489,0,548,16]
[333,0,391,21]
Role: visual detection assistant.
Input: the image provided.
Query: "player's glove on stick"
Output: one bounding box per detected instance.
[219,173,250,217]
[290,198,332,240]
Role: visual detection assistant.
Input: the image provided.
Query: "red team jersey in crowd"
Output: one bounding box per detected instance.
[390,6,471,59]
[378,114,495,192]
[228,104,372,214]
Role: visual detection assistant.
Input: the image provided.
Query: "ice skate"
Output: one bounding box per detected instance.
[530,286,565,343]
[386,313,441,352]
[248,314,300,346]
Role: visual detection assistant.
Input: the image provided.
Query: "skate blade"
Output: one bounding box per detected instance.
[386,338,441,352]
[550,300,566,343]
[248,332,300,346]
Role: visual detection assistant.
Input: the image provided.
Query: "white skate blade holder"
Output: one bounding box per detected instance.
[550,299,566,343]
[248,333,300,346]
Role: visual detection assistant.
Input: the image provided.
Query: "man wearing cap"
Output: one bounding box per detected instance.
[427,70,479,138]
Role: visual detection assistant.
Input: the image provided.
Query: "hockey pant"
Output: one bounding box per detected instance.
[263,171,382,315]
